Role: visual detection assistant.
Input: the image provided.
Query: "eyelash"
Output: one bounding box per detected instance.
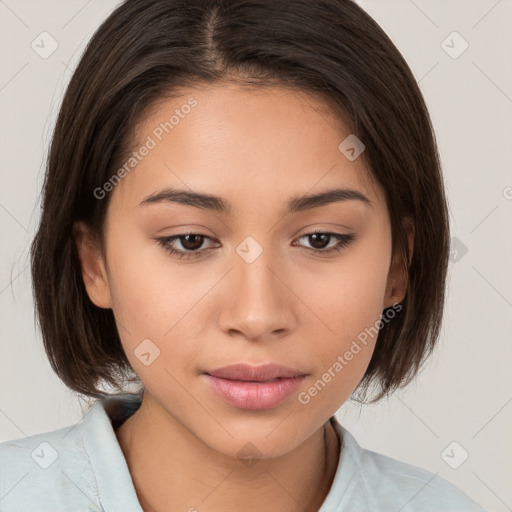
[156,231,355,260]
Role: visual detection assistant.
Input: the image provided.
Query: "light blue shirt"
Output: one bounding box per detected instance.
[0,393,487,511]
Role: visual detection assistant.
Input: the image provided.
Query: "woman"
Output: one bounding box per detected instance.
[0,1,487,510]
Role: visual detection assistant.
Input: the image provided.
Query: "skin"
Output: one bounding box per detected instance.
[74,82,414,512]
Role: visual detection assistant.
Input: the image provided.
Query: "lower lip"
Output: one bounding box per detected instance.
[203,374,306,410]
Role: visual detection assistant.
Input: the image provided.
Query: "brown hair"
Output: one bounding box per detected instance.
[30,0,449,403]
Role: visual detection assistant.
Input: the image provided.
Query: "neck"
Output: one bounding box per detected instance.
[115,396,341,512]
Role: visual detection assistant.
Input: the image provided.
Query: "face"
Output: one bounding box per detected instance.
[75,83,411,459]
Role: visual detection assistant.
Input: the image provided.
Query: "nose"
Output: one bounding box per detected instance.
[217,246,298,343]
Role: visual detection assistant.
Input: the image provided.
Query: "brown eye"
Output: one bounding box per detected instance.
[156,233,217,260]
[308,233,331,250]
[293,231,355,256]
[179,234,206,251]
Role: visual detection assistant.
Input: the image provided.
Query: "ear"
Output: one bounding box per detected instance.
[73,221,113,309]
[383,217,414,308]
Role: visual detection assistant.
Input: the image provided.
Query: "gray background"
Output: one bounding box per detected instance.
[1,1,511,510]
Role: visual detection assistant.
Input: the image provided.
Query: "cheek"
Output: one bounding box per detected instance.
[295,231,391,397]
[296,230,391,345]
[104,223,204,349]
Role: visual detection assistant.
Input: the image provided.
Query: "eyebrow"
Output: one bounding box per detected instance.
[139,186,372,214]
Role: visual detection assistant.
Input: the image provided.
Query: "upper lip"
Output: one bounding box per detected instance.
[205,363,307,382]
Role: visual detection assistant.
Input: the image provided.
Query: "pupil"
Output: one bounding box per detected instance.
[310,233,329,249]
[182,234,203,250]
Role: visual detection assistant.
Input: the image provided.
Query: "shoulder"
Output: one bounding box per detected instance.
[0,406,101,511]
[326,418,488,512]
[0,394,144,512]
[358,447,486,511]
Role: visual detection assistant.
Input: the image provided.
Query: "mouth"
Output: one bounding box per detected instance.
[202,363,308,410]
[204,363,307,381]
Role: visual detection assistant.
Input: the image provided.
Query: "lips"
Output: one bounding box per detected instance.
[203,363,308,410]
[205,363,307,382]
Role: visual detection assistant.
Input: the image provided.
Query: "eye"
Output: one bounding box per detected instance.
[156,230,355,260]
[292,231,355,256]
[156,233,218,260]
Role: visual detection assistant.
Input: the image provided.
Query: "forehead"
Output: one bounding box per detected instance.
[111,83,383,216]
